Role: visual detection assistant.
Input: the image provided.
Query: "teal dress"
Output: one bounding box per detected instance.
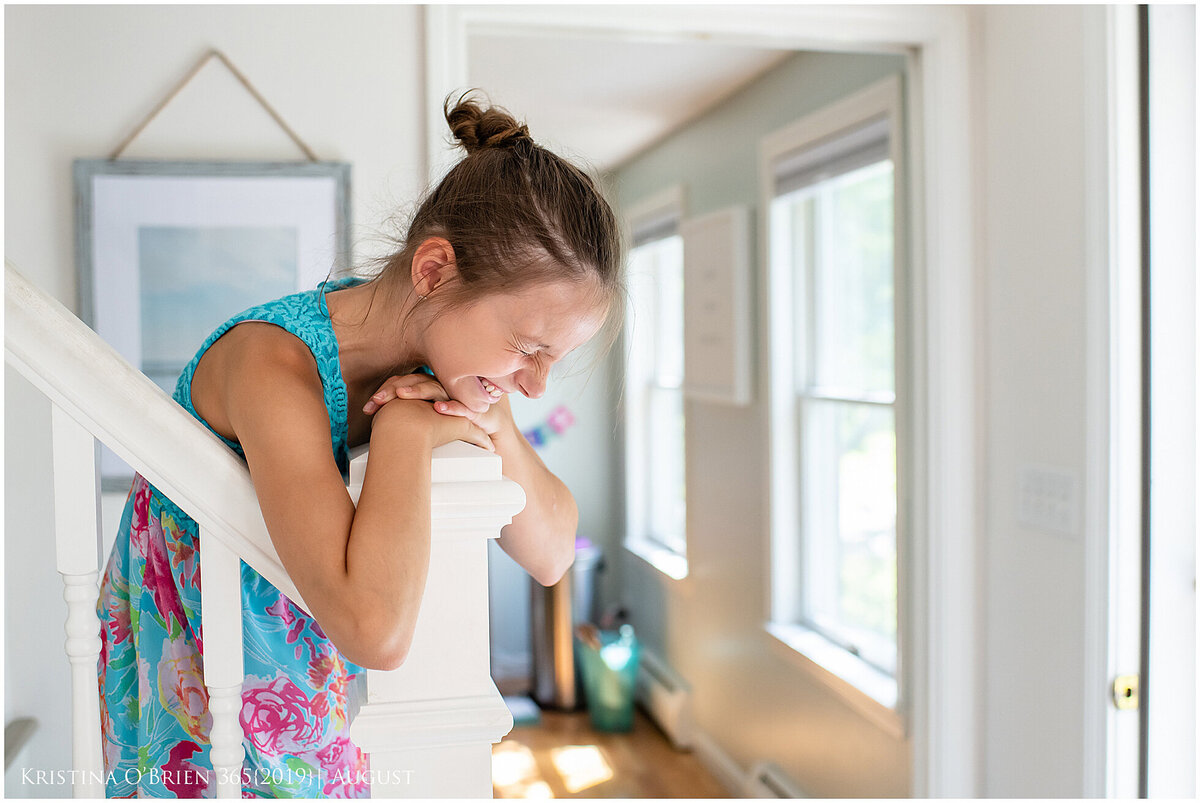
[97,277,372,798]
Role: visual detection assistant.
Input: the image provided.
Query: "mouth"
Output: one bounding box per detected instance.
[475,376,507,404]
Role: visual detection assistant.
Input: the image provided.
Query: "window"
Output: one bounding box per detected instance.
[624,195,687,579]
[763,79,905,713]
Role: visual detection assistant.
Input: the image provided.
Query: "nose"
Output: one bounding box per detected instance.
[516,367,547,399]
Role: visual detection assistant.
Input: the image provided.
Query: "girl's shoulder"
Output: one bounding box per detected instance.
[187,321,327,451]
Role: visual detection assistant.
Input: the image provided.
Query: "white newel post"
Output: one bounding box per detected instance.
[49,404,105,798]
[348,442,526,798]
[199,532,247,798]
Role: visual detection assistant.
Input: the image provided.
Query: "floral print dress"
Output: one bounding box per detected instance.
[98,278,372,798]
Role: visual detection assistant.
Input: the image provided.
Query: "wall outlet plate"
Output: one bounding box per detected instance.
[1017,463,1081,537]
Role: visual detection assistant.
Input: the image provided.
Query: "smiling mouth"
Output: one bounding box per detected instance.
[476,376,506,401]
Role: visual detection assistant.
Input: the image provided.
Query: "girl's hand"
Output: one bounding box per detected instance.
[369,391,495,452]
[365,373,495,452]
[363,373,450,414]
[430,395,510,438]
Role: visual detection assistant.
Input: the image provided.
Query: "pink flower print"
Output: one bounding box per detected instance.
[162,740,210,798]
[317,734,369,798]
[144,514,190,638]
[268,595,308,647]
[240,675,323,756]
[104,592,132,649]
[310,691,330,719]
[157,641,211,742]
[266,595,296,626]
[308,653,335,689]
[164,514,200,591]
[132,479,150,532]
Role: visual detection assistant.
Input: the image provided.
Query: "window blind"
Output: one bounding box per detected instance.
[631,210,680,248]
[773,116,890,197]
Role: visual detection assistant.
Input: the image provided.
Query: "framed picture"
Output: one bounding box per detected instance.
[73,159,352,490]
[681,205,753,406]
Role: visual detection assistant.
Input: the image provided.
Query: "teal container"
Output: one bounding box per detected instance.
[575,624,640,732]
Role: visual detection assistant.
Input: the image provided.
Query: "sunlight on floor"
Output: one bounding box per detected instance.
[549,745,614,794]
[492,739,615,798]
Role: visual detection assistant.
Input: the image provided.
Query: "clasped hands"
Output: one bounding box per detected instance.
[363,372,509,451]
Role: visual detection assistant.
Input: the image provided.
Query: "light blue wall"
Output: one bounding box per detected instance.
[609,49,909,798]
[617,50,906,215]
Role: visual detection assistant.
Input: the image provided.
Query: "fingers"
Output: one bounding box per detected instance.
[363,374,449,414]
[463,424,496,453]
[431,399,477,421]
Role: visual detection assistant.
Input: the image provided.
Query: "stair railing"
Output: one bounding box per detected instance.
[5,261,521,798]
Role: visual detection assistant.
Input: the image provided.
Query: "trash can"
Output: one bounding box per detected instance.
[575,623,640,732]
[530,537,602,710]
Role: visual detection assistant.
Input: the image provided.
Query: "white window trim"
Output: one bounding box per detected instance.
[623,186,690,586]
[764,622,903,739]
[759,75,908,737]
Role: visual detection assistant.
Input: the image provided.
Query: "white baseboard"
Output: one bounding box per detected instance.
[635,648,694,749]
[691,729,745,797]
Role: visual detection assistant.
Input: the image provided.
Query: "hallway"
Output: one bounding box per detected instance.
[492,708,729,798]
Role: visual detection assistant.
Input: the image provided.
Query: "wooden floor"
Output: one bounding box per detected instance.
[492,705,731,798]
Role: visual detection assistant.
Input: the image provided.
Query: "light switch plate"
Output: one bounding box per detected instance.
[1017,463,1081,537]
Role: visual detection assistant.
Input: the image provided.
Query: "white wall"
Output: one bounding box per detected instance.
[3,6,426,794]
[978,6,1104,796]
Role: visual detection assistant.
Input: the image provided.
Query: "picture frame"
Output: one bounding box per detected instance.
[681,205,754,406]
[73,159,352,490]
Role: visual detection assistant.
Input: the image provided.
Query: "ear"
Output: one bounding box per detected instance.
[410,237,458,298]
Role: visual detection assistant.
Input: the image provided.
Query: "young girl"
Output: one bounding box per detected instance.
[97,94,623,798]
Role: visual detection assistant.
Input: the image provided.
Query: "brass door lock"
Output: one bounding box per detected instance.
[1112,674,1139,710]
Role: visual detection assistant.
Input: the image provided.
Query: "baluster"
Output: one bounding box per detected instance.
[199,530,245,798]
[49,404,104,798]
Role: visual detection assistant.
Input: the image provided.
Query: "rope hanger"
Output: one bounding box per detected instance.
[109,48,318,162]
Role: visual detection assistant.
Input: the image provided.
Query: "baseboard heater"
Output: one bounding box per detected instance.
[634,648,693,750]
[743,761,806,798]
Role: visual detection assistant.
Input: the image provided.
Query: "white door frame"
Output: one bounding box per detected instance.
[424,5,979,797]
[1082,5,1146,797]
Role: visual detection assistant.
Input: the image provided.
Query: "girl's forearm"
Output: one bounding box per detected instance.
[490,419,578,586]
[340,410,435,667]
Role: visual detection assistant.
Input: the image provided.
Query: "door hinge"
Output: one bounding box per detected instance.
[1112,674,1139,710]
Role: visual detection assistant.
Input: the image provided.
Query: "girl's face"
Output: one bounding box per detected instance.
[420,279,608,414]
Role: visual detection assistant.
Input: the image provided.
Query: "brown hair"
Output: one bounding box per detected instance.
[369,90,625,369]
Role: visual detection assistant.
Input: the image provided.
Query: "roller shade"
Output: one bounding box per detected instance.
[773,116,890,197]
[632,211,681,248]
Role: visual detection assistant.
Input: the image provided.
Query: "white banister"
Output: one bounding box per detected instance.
[199,531,247,798]
[5,262,306,611]
[8,261,523,798]
[49,404,105,798]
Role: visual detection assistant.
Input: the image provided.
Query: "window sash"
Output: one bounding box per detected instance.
[625,230,687,560]
[773,130,899,679]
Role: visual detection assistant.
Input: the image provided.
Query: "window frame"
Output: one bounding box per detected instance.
[622,186,690,583]
[759,75,910,737]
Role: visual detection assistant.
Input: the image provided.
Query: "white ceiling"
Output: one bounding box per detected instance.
[466,34,793,172]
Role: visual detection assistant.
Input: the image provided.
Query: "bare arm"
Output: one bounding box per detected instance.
[213,327,493,669]
[487,396,578,587]
[363,378,579,587]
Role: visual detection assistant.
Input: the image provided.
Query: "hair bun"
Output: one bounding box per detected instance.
[445,92,532,154]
